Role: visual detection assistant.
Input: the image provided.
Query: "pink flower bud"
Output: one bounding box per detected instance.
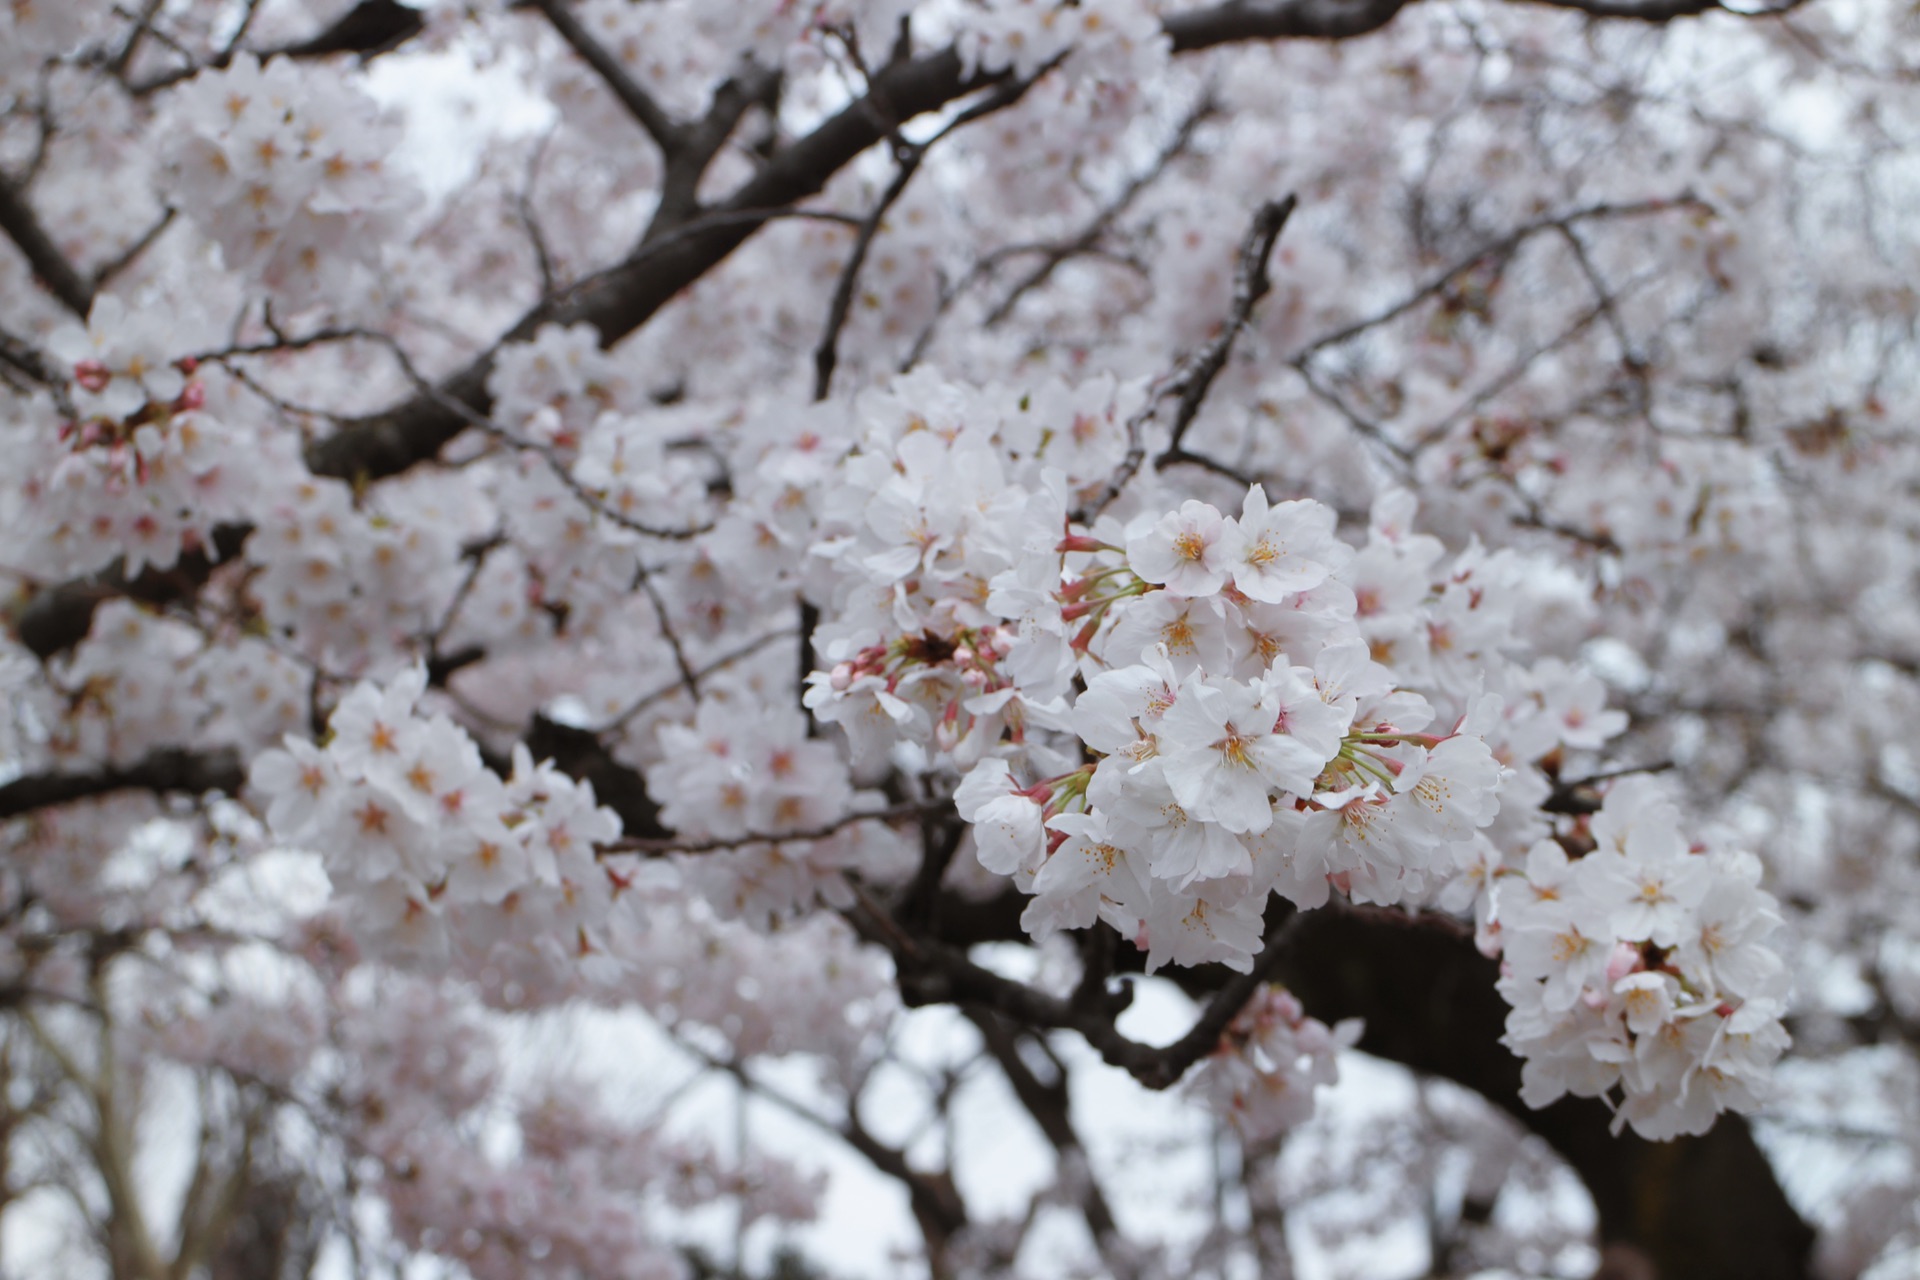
[1605,940,1642,985]
[829,662,854,692]
[73,360,111,393]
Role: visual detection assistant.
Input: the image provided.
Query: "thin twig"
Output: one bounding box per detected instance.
[812,145,926,401]
[984,94,1215,328]
[526,0,685,154]
[812,58,1062,401]
[90,207,175,293]
[1079,195,1297,522]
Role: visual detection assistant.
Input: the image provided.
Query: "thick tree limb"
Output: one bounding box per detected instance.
[267,0,424,61]
[1164,0,1413,49]
[920,885,1814,1280]
[10,524,250,661]
[1270,907,1815,1280]
[0,749,242,822]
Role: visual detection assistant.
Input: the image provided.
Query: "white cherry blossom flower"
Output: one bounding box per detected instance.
[1220,485,1347,602]
[1125,499,1234,597]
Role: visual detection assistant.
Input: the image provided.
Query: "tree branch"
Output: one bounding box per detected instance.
[964,1009,1134,1278]
[982,94,1215,329]
[0,174,93,318]
[813,146,927,402]
[0,749,242,823]
[812,59,1053,400]
[524,0,686,154]
[1079,194,1296,521]
[850,886,1300,1092]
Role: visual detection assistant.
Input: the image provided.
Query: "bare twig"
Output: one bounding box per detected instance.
[1079,195,1297,522]
[984,95,1215,327]
[525,0,685,154]
[90,207,175,293]
[812,147,925,401]
[813,60,1060,401]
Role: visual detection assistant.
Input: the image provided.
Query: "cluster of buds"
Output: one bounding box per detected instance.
[1189,986,1363,1142]
[807,623,1051,762]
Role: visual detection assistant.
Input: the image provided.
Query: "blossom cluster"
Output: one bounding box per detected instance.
[243,475,467,667]
[160,54,417,308]
[783,366,1790,1140]
[804,460,1512,975]
[1188,986,1363,1143]
[249,666,628,971]
[1494,777,1790,1139]
[645,697,911,927]
[1,297,257,578]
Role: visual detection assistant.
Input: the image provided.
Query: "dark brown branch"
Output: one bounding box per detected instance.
[1292,195,1705,362]
[920,884,1814,1280]
[964,1009,1132,1275]
[700,1052,969,1261]
[524,0,686,154]
[1164,195,1295,456]
[1164,0,1414,48]
[269,0,424,60]
[1080,194,1296,521]
[811,60,1051,400]
[1270,907,1816,1280]
[813,147,927,402]
[983,95,1214,328]
[10,523,251,660]
[656,63,782,226]
[1541,760,1675,815]
[10,10,1783,666]
[106,0,168,79]
[233,14,1724,490]
[127,0,425,95]
[0,749,242,821]
[91,207,176,294]
[851,887,1300,1091]
[0,174,93,317]
[1158,445,1258,488]
[0,325,62,388]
